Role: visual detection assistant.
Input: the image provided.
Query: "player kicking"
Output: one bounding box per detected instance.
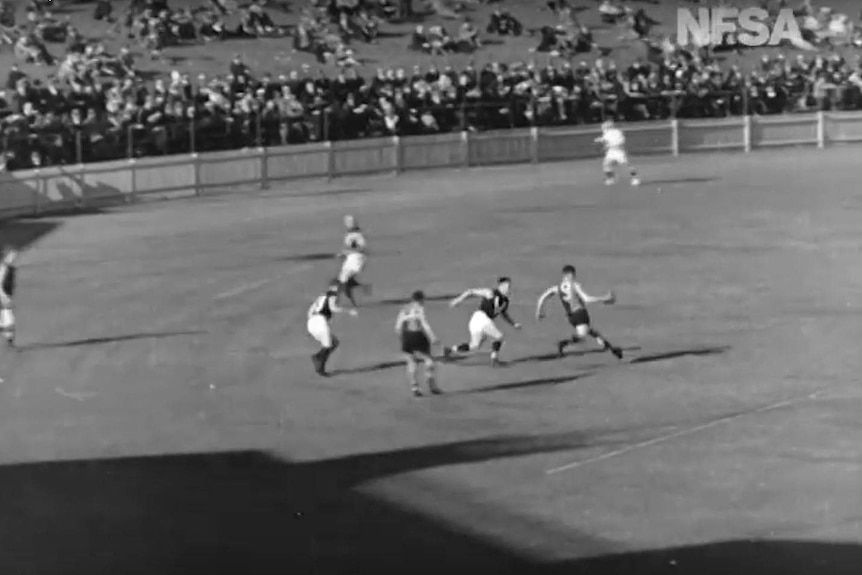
[337,214,371,308]
[536,265,623,360]
[0,247,18,348]
[596,120,640,187]
[307,279,357,376]
[395,290,442,397]
[445,277,521,366]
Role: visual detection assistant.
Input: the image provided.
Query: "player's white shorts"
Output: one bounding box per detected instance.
[468,311,503,349]
[338,253,366,283]
[0,307,14,330]
[603,148,628,170]
[307,314,333,348]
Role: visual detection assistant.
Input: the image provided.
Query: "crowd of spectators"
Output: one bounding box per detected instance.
[1,0,862,171]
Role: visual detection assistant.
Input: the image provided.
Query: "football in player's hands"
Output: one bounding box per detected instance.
[513,323,522,330]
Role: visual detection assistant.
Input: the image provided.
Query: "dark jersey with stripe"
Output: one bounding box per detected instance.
[308,288,339,320]
[1,265,16,297]
[479,290,509,319]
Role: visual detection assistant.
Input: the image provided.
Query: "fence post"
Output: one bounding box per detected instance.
[743,115,752,153]
[326,140,335,181]
[33,168,42,216]
[817,111,826,149]
[530,126,539,164]
[129,159,137,203]
[461,131,470,168]
[260,146,269,190]
[671,119,680,157]
[393,135,401,174]
[192,153,201,197]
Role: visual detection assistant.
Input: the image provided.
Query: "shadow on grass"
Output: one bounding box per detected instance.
[458,373,592,395]
[278,252,336,262]
[0,220,62,250]
[629,346,730,365]
[0,443,857,574]
[21,330,205,351]
[647,176,719,186]
[374,292,461,306]
[513,346,642,366]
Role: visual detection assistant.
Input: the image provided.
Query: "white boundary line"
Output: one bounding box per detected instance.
[214,262,315,301]
[546,390,824,475]
[214,278,273,301]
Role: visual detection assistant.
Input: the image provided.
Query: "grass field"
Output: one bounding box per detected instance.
[0,146,859,574]
[6,0,862,84]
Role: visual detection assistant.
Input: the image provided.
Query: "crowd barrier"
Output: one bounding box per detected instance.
[0,111,859,219]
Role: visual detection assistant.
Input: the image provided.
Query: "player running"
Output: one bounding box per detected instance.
[595,120,640,187]
[445,277,521,366]
[337,214,371,308]
[0,247,18,348]
[307,279,357,376]
[535,265,624,360]
[395,290,442,397]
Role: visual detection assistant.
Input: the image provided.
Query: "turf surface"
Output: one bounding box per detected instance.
[0,146,859,573]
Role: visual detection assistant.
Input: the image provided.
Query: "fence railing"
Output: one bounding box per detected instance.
[1,111,861,219]
[4,85,859,172]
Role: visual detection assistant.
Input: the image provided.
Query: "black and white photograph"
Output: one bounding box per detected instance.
[0,0,859,573]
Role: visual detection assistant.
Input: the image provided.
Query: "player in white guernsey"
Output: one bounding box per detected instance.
[395,290,441,397]
[337,214,371,309]
[595,120,640,187]
[307,279,357,376]
[445,277,522,367]
[536,265,623,359]
[0,247,18,349]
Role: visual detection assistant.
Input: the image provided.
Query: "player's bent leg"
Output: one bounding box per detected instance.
[0,307,15,347]
[420,353,441,395]
[404,353,421,396]
[588,327,623,359]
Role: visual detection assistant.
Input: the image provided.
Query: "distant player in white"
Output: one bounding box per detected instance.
[596,120,640,187]
[307,279,357,376]
[338,214,371,308]
[395,290,441,397]
[536,265,623,360]
[0,247,18,348]
[445,277,521,367]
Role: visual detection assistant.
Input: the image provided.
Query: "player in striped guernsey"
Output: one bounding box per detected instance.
[535,265,623,360]
[337,215,371,309]
[0,247,18,348]
[445,277,521,366]
[395,290,441,397]
[306,279,357,376]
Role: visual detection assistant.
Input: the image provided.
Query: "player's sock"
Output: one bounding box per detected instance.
[590,329,623,359]
[630,169,640,186]
[426,363,441,394]
[406,361,419,395]
[604,171,615,185]
[490,340,503,364]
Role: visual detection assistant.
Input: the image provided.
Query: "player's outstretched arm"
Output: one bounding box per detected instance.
[501,310,521,330]
[449,288,489,308]
[331,296,358,316]
[535,286,558,320]
[574,283,614,305]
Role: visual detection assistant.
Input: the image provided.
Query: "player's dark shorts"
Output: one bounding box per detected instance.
[401,331,431,355]
[567,308,591,328]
